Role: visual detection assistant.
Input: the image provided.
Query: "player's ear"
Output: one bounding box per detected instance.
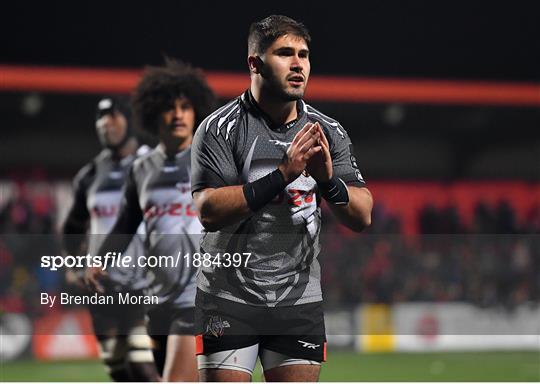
[248,55,263,74]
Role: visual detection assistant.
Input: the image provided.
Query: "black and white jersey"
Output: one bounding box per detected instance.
[64,146,149,291]
[191,90,366,307]
[108,144,202,308]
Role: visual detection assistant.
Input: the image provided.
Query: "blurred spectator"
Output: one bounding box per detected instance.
[1,178,538,314]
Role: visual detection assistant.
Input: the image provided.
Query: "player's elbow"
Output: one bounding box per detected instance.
[348,187,373,232]
[194,189,219,232]
[358,213,372,232]
[198,215,222,232]
[348,213,371,233]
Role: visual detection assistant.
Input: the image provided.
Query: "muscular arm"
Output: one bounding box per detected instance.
[326,186,373,232]
[193,186,251,232]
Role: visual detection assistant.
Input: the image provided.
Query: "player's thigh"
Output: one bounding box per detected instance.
[161,306,198,381]
[264,364,320,382]
[198,344,259,382]
[88,303,119,339]
[146,304,173,375]
[261,349,321,382]
[118,292,148,335]
[149,334,167,376]
[195,289,261,380]
[199,367,252,382]
[162,335,198,381]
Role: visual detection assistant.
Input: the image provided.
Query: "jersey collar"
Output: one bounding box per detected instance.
[156,143,190,160]
[241,90,305,132]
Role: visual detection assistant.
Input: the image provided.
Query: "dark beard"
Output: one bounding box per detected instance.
[262,78,304,102]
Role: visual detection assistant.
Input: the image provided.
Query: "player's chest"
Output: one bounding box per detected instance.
[87,162,130,217]
[239,119,318,210]
[138,161,195,220]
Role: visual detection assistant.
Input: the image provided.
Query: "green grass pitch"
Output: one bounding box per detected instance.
[2,351,539,381]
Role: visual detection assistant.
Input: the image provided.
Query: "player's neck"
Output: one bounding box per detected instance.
[250,86,297,126]
[113,137,138,159]
[162,137,192,157]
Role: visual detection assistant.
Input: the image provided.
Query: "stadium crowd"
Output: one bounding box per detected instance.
[1,180,539,315]
[320,199,540,309]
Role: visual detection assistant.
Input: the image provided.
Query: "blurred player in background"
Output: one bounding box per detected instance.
[86,59,217,381]
[62,97,159,381]
[191,15,373,381]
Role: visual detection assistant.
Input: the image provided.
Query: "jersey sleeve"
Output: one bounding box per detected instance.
[327,124,367,188]
[191,112,240,193]
[96,166,143,256]
[62,162,94,254]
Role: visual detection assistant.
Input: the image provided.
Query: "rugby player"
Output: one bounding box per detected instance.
[62,97,158,381]
[191,15,373,381]
[85,60,217,381]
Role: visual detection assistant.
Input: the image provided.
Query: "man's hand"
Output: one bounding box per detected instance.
[306,122,333,182]
[65,269,87,292]
[278,123,322,184]
[84,266,107,294]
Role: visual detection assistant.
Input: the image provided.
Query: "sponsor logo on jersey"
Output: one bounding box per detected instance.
[91,204,118,217]
[108,171,123,179]
[144,203,197,218]
[163,165,179,173]
[269,139,292,149]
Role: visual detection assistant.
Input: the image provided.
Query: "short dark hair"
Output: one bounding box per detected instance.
[248,15,311,55]
[132,58,217,135]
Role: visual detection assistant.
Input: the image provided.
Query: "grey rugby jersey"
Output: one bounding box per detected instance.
[65,146,148,291]
[104,144,202,308]
[191,90,366,307]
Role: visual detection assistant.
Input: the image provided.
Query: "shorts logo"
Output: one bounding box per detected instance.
[206,316,231,337]
[298,340,320,349]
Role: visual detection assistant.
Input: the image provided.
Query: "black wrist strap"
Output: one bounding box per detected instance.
[318,176,349,205]
[243,169,287,212]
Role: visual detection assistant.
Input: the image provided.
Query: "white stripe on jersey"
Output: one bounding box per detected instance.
[205,100,237,132]
[225,119,236,140]
[205,100,239,133]
[217,103,239,129]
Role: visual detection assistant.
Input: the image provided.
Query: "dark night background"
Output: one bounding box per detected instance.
[3,1,540,80]
[1,1,539,179]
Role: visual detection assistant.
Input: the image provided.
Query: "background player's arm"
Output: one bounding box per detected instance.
[62,164,93,290]
[62,164,93,255]
[85,167,143,292]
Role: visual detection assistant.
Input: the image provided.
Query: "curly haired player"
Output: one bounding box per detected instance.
[86,59,217,381]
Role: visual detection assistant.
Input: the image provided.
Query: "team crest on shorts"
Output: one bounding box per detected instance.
[206,315,231,337]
